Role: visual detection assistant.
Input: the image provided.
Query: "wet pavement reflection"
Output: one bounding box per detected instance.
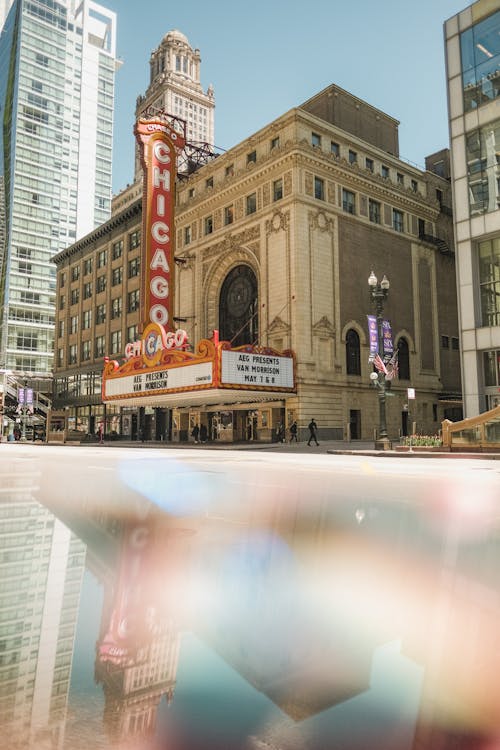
[1,447,500,749]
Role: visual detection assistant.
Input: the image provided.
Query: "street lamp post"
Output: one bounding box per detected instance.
[368,271,392,450]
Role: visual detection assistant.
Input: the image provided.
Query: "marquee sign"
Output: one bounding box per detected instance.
[102,327,296,404]
[134,117,185,332]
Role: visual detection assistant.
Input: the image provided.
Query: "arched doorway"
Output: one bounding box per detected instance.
[219,265,258,347]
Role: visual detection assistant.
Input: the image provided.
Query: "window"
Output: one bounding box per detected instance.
[397,172,404,186]
[17,331,38,351]
[97,250,107,268]
[112,239,123,259]
[128,290,139,312]
[311,133,321,148]
[127,325,138,343]
[58,348,64,367]
[451,337,459,350]
[83,258,92,275]
[483,349,500,386]
[81,341,91,361]
[68,345,77,364]
[411,179,418,192]
[342,188,355,214]
[205,176,213,189]
[365,158,374,172]
[60,272,66,288]
[112,267,122,285]
[460,11,500,113]
[70,315,78,334]
[246,193,257,215]
[314,177,325,201]
[128,258,140,278]
[479,237,500,326]
[184,226,191,245]
[95,335,105,357]
[418,218,426,237]
[270,136,280,150]
[246,150,256,164]
[204,215,213,235]
[348,150,357,164]
[398,338,410,380]
[224,205,234,225]
[82,310,92,329]
[441,335,450,348]
[60,295,65,310]
[369,199,381,224]
[273,178,283,202]
[70,289,79,305]
[225,164,234,177]
[381,165,389,179]
[83,282,92,299]
[111,298,122,319]
[188,188,195,198]
[96,275,106,293]
[346,330,361,375]
[331,141,340,157]
[71,266,80,281]
[393,209,404,232]
[128,230,140,250]
[110,330,122,354]
[96,304,106,324]
[58,320,65,338]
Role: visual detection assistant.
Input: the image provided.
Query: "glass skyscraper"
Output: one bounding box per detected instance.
[0,0,117,376]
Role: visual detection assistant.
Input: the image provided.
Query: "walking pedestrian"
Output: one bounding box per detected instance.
[289,420,298,443]
[191,424,200,444]
[307,418,319,446]
[200,424,208,443]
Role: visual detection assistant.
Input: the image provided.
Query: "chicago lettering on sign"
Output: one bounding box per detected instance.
[134,117,185,332]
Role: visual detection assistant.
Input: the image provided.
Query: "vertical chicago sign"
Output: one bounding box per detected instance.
[134,117,185,332]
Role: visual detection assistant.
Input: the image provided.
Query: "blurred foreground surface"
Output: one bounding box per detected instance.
[1,445,499,750]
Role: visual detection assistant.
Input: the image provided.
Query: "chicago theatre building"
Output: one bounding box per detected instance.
[51,84,461,443]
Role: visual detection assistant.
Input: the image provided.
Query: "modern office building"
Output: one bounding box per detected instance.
[0,0,14,31]
[134,29,215,179]
[445,1,500,416]
[0,456,86,748]
[0,0,118,377]
[51,83,461,444]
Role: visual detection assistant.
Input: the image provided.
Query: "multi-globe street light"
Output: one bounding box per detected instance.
[368,271,392,450]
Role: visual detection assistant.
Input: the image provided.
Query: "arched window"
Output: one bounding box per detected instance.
[346,329,361,375]
[219,265,258,347]
[398,337,410,380]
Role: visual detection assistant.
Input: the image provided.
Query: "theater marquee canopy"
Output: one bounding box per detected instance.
[102,324,296,409]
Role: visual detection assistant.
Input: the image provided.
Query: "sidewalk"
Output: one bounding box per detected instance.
[81,438,500,458]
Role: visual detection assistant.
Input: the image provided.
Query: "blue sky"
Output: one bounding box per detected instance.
[103,0,467,195]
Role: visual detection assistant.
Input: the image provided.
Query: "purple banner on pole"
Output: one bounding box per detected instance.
[18,387,25,405]
[367,315,378,357]
[382,320,394,357]
[26,388,33,405]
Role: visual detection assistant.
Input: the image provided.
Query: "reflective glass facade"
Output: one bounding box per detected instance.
[461,9,500,112]
[0,0,117,376]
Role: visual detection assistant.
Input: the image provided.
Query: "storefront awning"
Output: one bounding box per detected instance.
[107,388,293,410]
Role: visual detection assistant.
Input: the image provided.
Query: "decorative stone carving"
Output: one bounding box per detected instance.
[265,210,289,235]
[309,211,334,234]
[312,316,335,337]
[268,315,290,334]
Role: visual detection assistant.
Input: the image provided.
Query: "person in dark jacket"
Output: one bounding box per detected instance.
[289,421,298,443]
[191,424,200,443]
[307,418,319,446]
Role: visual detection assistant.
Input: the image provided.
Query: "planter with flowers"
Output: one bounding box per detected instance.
[395,434,448,452]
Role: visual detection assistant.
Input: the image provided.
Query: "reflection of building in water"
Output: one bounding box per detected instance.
[94,517,182,745]
[95,625,179,744]
[0,458,85,749]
